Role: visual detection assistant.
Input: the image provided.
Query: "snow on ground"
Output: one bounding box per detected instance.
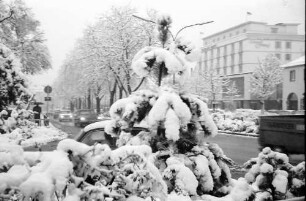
[0,123,68,147]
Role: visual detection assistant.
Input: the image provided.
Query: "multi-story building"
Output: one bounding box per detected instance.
[199,21,305,110]
[281,56,305,110]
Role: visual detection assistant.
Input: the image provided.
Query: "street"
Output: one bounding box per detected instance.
[25,120,304,166]
[25,119,258,164]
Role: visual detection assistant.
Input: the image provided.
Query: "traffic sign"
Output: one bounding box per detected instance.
[44,85,52,94]
[45,97,52,101]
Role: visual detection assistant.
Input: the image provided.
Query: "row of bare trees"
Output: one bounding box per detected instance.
[53,6,159,113]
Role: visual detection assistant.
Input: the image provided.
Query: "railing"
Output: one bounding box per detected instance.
[28,114,50,126]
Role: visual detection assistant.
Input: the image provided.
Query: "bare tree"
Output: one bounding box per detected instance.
[250,54,283,114]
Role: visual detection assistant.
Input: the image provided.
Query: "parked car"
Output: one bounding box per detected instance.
[58,110,73,122]
[75,119,150,149]
[74,109,99,127]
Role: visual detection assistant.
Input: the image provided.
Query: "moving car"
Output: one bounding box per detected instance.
[58,110,73,122]
[75,119,149,149]
[258,115,305,154]
[74,109,99,127]
[53,109,61,119]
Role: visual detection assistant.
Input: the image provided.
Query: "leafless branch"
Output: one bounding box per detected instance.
[174,21,214,40]
[0,10,14,23]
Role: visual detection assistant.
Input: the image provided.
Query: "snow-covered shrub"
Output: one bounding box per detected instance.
[210,109,268,134]
[0,103,67,147]
[243,147,305,200]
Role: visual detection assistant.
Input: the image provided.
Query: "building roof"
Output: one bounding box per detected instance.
[201,21,301,41]
[281,56,305,68]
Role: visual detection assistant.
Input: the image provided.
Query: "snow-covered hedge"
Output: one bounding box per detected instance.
[211,109,279,134]
[1,139,304,201]
[0,107,67,147]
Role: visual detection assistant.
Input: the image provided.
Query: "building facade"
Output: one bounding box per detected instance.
[199,21,305,110]
[281,56,305,110]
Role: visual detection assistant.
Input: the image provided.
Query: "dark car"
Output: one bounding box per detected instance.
[58,110,73,122]
[74,109,99,127]
[53,109,61,119]
[75,119,149,149]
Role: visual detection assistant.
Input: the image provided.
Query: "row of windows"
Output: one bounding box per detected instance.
[203,41,243,60]
[275,53,292,61]
[203,53,243,69]
[203,65,243,75]
[204,29,247,45]
[275,41,291,49]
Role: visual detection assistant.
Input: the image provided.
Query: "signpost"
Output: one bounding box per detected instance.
[44,85,52,116]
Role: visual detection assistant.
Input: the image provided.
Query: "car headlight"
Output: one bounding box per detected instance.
[80,117,86,121]
[97,116,103,120]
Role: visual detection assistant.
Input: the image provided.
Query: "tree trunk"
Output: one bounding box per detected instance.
[87,88,91,109]
[119,87,123,99]
[110,81,117,106]
[78,98,82,110]
[96,96,101,114]
[70,101,74,112]
[260,99,265,115]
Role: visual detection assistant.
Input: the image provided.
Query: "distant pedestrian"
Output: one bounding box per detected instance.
[33,103,42,126]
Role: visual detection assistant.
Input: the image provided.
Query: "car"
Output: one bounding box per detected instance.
[58,110,73,122]
[75,119,150,149]
[53,109,61,119]
[74,109,99,127]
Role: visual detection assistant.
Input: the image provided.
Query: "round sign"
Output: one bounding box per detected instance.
[44,85,52,94]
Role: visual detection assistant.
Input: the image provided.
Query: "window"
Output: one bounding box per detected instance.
[275,53,281,60]
[217,68,220,75]
[275,41,281,49]
[223,56,227,67]
[81,129,106,146]
[271,28,278,33]
[224,67,227,75]
[224,45,227,55]
[223,35,226,39]
[229,33,232,37]
[286,42,291,49]
[239,64,243,73]
[231,43,235,54]
[231,54,235,65]
[210,49,214,59]
[216,58,220,68]
[217,48,220,58]
[239,41,243,52]
[210,59,214,67]
[239,53,243,64]
[285,54,291,61]
[204,61,207,71]
[204,51,208,60]
[290,70,296,82]
[231,66,234,74]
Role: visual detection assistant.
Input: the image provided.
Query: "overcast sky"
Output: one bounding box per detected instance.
[25,0,305,91]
